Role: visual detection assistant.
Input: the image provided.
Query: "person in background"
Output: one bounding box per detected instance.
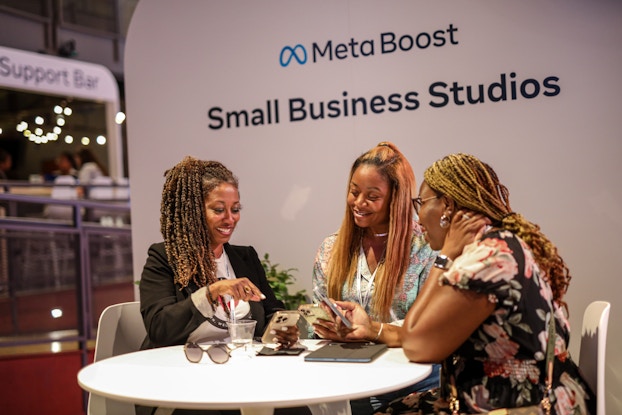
[50,151,78,180]
[0,148,12,190]
[138,156,308,415]
[311,141,440,414]
[75,148,107,182]
[0,148,11,202]
[338,153,594,414]
[74,148,108,198]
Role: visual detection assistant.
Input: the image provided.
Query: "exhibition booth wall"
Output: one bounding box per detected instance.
[125,2,622,413]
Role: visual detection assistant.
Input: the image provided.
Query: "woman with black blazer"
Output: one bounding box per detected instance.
[138,156,308,415]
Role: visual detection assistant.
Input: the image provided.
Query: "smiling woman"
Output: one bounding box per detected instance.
[138,155,310,415]
[311,141,440,414]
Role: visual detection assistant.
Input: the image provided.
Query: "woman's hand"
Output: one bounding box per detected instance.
[313,300,375,342]
[271,324,301,350]
[441,210,491,259]
[208,277,266,303]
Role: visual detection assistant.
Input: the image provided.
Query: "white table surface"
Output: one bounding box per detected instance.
[78,340,432,415]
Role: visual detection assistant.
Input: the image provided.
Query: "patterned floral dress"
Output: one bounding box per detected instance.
[376,230,595,415]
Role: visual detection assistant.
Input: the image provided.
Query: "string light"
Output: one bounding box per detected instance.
[15,100,83,145]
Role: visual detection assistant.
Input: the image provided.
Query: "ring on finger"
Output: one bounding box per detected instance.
[244,286,251,293]
[462,213,471,220]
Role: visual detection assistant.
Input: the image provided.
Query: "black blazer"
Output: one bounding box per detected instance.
[139,242,284,349]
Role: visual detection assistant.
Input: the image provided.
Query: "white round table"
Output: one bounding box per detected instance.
[78,340,432,415]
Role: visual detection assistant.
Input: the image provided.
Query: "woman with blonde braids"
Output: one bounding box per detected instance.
[311,142,439,414]
[139,156,308,415]
[366,153,594,414]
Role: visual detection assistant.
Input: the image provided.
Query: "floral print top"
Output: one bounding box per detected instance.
[441,230,595,415]
[313,221,437,322]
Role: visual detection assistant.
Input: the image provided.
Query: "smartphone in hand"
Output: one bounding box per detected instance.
[313,289,353,329]
[298,303,332,325]
[261,310,300,344]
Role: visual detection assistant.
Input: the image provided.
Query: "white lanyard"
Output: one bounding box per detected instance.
[356,244,379,310]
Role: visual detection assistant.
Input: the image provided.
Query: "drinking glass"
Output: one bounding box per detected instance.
[227,319,257,358]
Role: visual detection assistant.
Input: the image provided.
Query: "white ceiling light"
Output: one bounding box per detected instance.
[115,111,126,124]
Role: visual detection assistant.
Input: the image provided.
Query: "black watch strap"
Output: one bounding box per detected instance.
[433,254,453,271]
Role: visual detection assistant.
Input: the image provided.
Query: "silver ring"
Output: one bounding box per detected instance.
[463,214,471,220]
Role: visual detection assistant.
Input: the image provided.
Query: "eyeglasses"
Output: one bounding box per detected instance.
[184,342,231,364]
[412,195,439,214]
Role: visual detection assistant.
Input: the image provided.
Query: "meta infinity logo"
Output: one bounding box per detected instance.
[279,44,307,67]
[280,25,461,68]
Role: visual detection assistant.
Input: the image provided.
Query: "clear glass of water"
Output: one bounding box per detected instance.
[227,319,257,358]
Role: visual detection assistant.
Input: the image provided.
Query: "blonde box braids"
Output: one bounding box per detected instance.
[424,153,571,309]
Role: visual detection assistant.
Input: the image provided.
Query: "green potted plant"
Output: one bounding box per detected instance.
[261,253,308,310]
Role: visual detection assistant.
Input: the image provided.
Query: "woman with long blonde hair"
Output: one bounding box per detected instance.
[311,142,439,413]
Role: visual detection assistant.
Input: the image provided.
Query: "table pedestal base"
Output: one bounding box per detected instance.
[241,407,275,415]
[308,401,352,415]
[238,401,352,415]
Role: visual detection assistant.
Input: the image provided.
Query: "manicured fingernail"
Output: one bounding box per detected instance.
[260,294,266,299]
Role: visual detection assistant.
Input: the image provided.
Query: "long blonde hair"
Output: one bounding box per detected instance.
[424,153,571,309]
[160,156,239,289]
[327,142,416,321]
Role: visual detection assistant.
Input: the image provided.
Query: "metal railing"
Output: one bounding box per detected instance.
[0,183,134,368]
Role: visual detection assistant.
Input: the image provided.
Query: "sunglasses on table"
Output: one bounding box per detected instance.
[184,342,232,364]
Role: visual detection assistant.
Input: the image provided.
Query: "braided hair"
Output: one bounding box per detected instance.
[160,156,239,289]
[423,153,571,308]
[327,142,416,321]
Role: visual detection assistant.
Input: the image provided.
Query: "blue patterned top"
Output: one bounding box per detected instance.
[312,221,437,322]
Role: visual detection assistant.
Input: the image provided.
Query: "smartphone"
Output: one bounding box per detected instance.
[261,310,301,344]
[313,289,353,329]
[298,303,333,325]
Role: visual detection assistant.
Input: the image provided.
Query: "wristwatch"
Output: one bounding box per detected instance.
[433,254,453,271]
